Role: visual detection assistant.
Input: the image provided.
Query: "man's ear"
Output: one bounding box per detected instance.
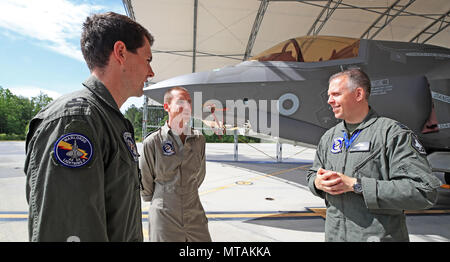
[112,41,127,65]
[163,103,169,112]
[355,87,365,102]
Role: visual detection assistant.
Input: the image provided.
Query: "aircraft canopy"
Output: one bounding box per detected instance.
[250,36,360,63]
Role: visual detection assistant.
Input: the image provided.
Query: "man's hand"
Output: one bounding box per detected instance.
[314,168,357,195]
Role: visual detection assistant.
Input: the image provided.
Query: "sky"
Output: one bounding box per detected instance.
[0,0,143,112]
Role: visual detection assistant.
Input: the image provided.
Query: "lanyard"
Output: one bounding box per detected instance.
[343,129,361,149]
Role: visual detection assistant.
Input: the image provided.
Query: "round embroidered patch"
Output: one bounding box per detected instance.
[54,133,93,168]
[123,132,139,162]
[162,140,176,156]
[330,137,344,154]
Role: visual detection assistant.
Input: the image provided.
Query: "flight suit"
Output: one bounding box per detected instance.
[24,75,143,242]
[306,108,442,242]
[139,122,211,242]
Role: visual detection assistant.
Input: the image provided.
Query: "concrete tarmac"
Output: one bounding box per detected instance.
[1,141,449,242]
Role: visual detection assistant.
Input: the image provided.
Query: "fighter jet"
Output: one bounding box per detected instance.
[144,35,450,183]
[66,140,83,161]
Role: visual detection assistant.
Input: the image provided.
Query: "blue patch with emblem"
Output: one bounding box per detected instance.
[123,132,139,162]
[331,137,344,154]
[162,140,176,156]
[54,133,93,168]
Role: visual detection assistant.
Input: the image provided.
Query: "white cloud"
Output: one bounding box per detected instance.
[0,0,105,61]
[121,96,144,113]
[8,86,62,100]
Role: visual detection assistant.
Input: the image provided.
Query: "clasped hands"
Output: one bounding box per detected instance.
[314,168,357,195]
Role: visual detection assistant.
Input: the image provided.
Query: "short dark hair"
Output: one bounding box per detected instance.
[80,12,154,71]
[329,68,371,99]
[164,87,190,105]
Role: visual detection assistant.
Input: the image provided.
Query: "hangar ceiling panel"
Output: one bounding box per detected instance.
[124,0,450,84]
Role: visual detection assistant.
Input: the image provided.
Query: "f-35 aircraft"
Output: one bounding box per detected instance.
[144,36,450,183]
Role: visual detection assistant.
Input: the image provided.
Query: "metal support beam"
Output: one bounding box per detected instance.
[192,0,198,73]
[276,140,282,163]
[142,95,148,140]
[243,0,269,60]
[234,129,239,161]
[410,10,450,44]
[307,0,342,36]
[122,0,135,20]
[361,0,416,39]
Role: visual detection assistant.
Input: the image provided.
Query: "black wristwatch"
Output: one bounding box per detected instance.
[353,178,363,194]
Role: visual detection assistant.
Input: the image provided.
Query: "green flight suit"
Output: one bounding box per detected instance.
[306,108,442,242]
[24,75,143,242]
[139,122,211,242]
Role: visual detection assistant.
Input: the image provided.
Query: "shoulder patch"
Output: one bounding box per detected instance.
[54,133,93,168]
[410,134,427,155]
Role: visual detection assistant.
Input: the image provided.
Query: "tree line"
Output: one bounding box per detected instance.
[0,86,53,140]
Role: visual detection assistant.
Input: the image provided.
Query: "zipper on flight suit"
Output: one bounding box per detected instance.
[138,167,144,190]
[341,129,361,241]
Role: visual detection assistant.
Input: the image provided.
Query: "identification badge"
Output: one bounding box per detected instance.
[330,137,344,154]
[54,133,93,168]
[349,142,371,152]
[162,140,176,156]
[123,132,139,162]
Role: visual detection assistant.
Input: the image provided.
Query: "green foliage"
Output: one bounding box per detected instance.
[0,133,25,140]
[0,87,52,140]
[203,132,260,143]
[124,104,143,141]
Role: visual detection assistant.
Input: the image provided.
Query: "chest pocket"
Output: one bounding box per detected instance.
[118,153,140,190]
[352,146,387,180]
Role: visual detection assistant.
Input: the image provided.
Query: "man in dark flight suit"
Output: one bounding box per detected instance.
[24,12,155,241]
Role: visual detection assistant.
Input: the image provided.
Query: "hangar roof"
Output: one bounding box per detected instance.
[123,0,450,84]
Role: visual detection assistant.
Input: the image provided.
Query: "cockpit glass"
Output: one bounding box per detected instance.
[249,36,360,63]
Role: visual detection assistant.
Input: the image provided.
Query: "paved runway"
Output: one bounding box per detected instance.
[1,141,449,242]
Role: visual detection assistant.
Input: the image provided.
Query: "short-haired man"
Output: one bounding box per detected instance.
[140,87,211,242]
[306,68,442,242]
[24,12,154,241]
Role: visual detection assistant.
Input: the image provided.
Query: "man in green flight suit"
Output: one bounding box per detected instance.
[24,12,155,241]
[306,68,442,242]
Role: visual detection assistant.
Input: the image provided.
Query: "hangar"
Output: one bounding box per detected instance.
[122,0,450,166]
[122,0,449,84]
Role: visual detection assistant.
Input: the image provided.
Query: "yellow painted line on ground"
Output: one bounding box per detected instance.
[307,208,450,217]
[206,212,319,219]
[199,164,311,196]
[404,209,450,215]
[0,214,28,219]
[2,208,450,222]
[307,208,327,219]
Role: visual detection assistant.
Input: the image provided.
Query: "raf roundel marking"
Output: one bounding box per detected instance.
[277,93,299,116]
[54,133,93,168]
